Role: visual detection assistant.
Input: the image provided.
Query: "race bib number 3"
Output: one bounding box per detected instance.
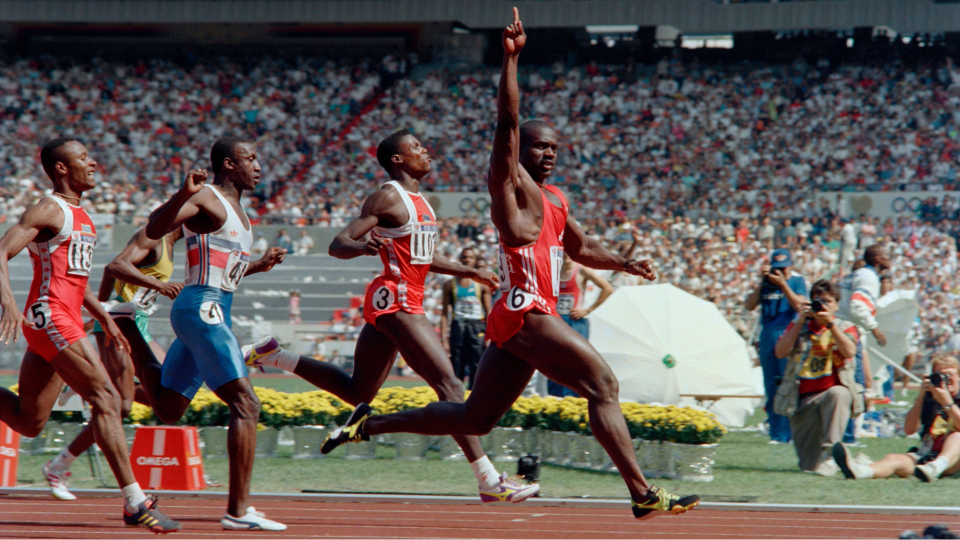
[371,286,395,312]
[221,250,250,292]
[199,301,225,325]
[67,232,96,277]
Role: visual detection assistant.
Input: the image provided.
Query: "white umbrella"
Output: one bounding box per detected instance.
[872,290,920,384]
[589,284,760,428]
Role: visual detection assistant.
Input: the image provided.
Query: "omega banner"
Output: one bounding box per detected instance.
[835,191,960,219]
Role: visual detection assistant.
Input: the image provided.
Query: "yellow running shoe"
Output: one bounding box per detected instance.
[631,485,700,520]
[321,403,372,454]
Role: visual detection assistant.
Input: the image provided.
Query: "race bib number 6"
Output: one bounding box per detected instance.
[505,287,535,312]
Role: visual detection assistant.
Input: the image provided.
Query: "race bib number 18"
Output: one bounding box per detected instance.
[67,232,96,277]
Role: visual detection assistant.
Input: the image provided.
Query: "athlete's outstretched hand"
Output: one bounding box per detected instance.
[364,236,389,256]
[503,7,526,55]
[103,318,130,353]
[624,259,657,281]
[159,282,185,300]
[0,301,24,345]
[181,168,207,196]
[473,268,500,290]
[258,247,286,273]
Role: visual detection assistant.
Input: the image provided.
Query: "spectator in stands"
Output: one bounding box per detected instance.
[745,248,809,444]
[296,230,315,256]
[274,229,294,253]
[834,354,960,482]
[289,290,302,324]
[252,233,269,257]
[775,279,862,475]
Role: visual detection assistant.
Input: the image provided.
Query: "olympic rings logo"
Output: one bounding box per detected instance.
[891,197,923,214]
[459,197,491,214]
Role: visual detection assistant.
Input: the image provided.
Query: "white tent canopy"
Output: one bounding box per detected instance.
[589,284,761,428]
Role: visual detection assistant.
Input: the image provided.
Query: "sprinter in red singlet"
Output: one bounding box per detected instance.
[248,130,539,502]
[0,138,181,533]
[322,8,700,520]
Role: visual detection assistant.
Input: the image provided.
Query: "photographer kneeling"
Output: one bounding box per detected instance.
[833,354,960,482]
[774,280,862,474]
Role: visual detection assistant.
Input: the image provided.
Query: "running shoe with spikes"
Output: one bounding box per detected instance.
[631,485,700,520]
[321,403,373,454]
[479,473,540,503]
[242,336,280,373]
[42,460,76,501]
[124,496,181,534]
[221,506,287,531]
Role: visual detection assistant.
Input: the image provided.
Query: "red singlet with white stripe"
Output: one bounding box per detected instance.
[487,184,569,347]
[363,181,438,327]
[22,196,97,360]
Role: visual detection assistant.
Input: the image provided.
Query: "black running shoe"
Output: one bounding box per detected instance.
[321,403,372,454]
[631,485,700,520]
[124,496,181,534]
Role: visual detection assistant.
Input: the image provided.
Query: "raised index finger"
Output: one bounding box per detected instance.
[513,6,520,24]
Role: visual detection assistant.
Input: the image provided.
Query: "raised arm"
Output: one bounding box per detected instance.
[429,255,499,289]
[0,198,63,344]
[145,169,207,240]
[105,231,182,300]
[563,213,656,281]
[328,189,401,260]
[488,7,525,199]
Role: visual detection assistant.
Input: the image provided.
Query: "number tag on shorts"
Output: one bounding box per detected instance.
[199,301,225,325]
[67,232,96,277]
[372,286,394,312]
[28,302,51,330]
[221,250,250,292]
[505,287,535,312]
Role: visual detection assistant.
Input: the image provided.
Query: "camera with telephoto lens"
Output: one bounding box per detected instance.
[810,299,825,313]
[930,371,947,388]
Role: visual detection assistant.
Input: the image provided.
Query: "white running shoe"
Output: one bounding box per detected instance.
[221,507,287,531]
[42,461,76,501]
[914,462,942,483]
[479,474,540,504]
[242,336,281,373]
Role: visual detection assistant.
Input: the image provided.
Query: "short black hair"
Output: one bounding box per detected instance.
[519,120,553,147]
[40,137,79,180]
[864,244,885,267]
[810,279,839,301]
[377,129,413,173]
[210,137,252,174]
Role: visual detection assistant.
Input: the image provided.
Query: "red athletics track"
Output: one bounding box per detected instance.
[0,496,956,539]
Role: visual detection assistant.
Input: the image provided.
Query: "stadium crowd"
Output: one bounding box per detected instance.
[2,54,960,360]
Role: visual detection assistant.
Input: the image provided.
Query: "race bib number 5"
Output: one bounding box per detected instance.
[27,302,52,330]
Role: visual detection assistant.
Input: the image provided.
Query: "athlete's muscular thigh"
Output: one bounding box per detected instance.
[377,311,459,393]
[95,331,136,402]
[10,351,62,436]
[51,338,119,409]
[503,312,618,400]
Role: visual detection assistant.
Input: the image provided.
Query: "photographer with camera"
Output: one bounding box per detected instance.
[833,354,960,482]
[774,280,862,474]
[746,248,809,444]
